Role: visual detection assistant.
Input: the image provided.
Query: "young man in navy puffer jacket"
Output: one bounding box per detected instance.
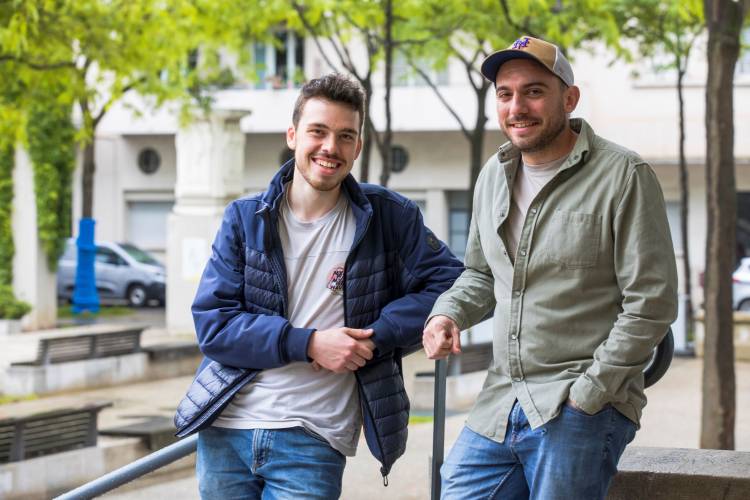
[174,73,463,499]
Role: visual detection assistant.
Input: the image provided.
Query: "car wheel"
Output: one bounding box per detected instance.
[739,299,750,312]
[127,284,148,307]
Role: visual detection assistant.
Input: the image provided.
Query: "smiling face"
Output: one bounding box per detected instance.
[495,58,580,163]
[286,97,362,194]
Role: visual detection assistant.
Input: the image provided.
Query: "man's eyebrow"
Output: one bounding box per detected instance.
[306,122,358,135]
[496,81,551,90]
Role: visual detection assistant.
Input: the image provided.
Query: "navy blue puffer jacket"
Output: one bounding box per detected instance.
[174,161,463,478]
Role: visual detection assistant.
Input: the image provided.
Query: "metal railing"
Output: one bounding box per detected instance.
[54,434,197,500]
[55,329,673,499]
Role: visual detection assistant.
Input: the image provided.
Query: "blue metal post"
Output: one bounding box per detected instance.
[73,217,99,314]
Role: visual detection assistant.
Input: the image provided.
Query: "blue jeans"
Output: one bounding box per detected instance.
[441,400,636,500]
[196,426,346,500]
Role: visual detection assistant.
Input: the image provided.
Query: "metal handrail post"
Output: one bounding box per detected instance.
[431,358,448,500]
[55,433,198,499]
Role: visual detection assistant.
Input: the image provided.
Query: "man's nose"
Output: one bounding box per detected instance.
[322,133,337,151]
[509,94,528,115]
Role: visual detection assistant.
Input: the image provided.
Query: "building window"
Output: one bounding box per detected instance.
[253,31,305,89]
[137,148,161,175]
[393,53,449,87]
[447,191,470,260]
[127,201,174,255]
[390,145,409,173]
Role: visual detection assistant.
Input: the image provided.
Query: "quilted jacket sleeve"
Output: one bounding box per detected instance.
[192,201,314,369]
[367,200,464,355]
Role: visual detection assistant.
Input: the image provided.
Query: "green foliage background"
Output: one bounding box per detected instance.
[27,88,76,271]
[0,134,31,319]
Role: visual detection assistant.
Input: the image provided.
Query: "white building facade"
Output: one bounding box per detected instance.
[83,35,750,333]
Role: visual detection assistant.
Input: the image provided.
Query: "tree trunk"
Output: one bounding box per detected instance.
[360,81,374,183]
[468,82,491,209]
[701,0,746,450]
[676,67,694,334]
[81,140,95,219]
[379,0,393,187]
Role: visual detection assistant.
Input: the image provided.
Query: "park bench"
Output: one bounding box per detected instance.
[11,327,145,366]
[0,401,112,463]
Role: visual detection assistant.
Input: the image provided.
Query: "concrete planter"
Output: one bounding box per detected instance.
[695,311,750,361]
[0,319,23,336]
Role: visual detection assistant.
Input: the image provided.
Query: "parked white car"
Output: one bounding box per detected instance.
[57,239,166,307]
[734,258,750,312]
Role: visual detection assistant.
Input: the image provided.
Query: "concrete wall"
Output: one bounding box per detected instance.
[11,149,56,330]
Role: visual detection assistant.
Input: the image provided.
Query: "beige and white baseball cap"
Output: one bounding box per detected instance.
[481,36,574,87]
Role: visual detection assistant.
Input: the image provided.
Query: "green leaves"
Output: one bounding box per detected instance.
[27,86,76,271]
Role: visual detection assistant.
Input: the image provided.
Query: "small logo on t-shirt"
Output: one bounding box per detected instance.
[326,266,345,294]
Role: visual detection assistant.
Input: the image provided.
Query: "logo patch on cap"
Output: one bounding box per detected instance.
[512,37,531,50]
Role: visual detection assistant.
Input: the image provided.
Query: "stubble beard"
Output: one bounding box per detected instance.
[506,110,568,154]
[295,160,343,193]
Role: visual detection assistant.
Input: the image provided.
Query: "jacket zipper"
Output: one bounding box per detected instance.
[345,215,389,483]
[261,207,289,318]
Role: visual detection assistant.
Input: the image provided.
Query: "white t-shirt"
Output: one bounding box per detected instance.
[213,187,360,456]
[506,155,568,258]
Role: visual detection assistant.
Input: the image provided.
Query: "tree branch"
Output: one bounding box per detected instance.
[498,0,538,38]
[401,49,471,141]
[291,2,339,72]
[0,54,75,70]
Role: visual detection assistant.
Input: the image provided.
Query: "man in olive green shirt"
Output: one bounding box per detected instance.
[423,36,677,500]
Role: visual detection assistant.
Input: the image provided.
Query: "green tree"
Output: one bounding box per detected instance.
[1,0,285,310]
[291,0,441,186]
[613,0,704,341]
[402,0,621,211]
[701,0,749,451]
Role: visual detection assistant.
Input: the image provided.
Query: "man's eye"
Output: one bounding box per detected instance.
[340,134,355,141]
[497,92,511,99]
[528,88,543,96]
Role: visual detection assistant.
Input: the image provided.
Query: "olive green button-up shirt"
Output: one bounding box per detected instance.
[430,118,678,442]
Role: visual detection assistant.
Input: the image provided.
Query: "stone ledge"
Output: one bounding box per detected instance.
[609,446,750,500]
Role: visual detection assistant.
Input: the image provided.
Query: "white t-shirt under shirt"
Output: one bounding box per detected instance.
[213,187,360,456]
[506,155,568,258]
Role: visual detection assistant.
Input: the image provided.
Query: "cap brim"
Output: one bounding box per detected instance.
[480,50,543,83]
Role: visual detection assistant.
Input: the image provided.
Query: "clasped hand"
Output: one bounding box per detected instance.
[307,327,375,373]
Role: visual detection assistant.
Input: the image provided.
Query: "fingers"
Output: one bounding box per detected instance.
[449,324,462,354]
[343,328,374,339]
[423,316,460,360]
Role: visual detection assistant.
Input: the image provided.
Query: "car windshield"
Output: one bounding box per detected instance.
[118,243,161,266]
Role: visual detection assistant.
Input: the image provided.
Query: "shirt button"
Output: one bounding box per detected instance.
[513,377,523,382]
[530,208,537,214]
[519,250,527,256]
[510,334,517,340]
[514,290,522,297]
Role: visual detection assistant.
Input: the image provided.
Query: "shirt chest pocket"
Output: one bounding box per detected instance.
[540,210,601,269]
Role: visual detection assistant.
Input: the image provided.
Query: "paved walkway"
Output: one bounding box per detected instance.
[100,356,750,499]
[2,324,748,499]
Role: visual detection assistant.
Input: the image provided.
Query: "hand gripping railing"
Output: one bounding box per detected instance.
[55,330,673,499]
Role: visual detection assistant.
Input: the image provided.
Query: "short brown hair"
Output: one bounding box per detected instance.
[292,73,366,132]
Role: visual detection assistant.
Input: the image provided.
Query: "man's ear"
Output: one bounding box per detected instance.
[563,85,581,114]
[354,137,363,159]
[286,125,296,150]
